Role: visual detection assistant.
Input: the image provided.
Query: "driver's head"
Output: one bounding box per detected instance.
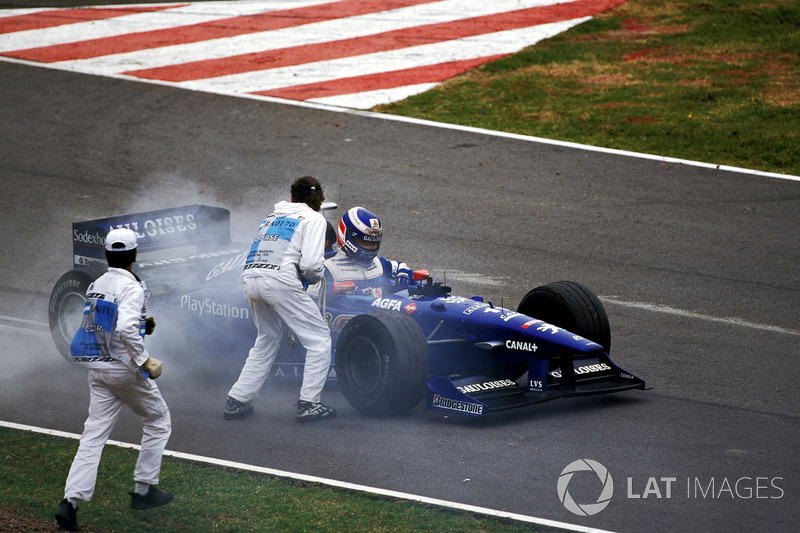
[104,228,138,268]
[337,207,382,267]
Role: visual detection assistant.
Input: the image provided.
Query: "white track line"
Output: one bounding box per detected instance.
[601,297,800,337]
[0,314,42,325]
[360,109,800,182]
[0,315,50,337]
[0,324,50,337]
[2,288,798,340]
[311,82,440,109]
[10,50,798,181]
[0,420,618,533]
[29,53,788,182]
[1,3,798,181]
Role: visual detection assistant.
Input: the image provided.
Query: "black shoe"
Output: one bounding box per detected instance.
[295,400,337,422]
[129,486,174,510]
[55,499,78,531]
[224,396,254,420]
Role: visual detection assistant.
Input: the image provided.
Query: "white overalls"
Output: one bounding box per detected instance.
[228,201,332,404]
[64,268,171,503]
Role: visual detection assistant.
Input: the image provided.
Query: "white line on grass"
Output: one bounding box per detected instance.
[1,420,617,533]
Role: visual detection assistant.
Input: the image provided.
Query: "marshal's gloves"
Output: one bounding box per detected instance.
[142,357,163,379]
[144,316,156,335]
[395,268,412,289]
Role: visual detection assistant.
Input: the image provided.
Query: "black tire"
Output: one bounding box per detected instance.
[335,310,429,416]
[48,268,101,361]
[517,281,611,353]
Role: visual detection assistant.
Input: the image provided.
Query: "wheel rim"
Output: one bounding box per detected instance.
[344,337,385,395]
[58,292,86,343]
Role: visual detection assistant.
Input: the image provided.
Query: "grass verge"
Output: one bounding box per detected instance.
[1,428,545,532]
[376,0,800,176]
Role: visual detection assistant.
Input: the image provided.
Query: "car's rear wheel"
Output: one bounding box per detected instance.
[48,268,100,361]
[335,310,429,416]
[517,280,611,352]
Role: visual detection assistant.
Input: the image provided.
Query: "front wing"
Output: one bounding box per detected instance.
[426,353,647,416]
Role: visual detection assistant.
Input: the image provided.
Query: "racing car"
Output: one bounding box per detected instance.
[50,204,647,417]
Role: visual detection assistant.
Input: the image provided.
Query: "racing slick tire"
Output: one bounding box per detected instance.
[48,268,101,362]
[517,281,611,352]
[335,309,429,416]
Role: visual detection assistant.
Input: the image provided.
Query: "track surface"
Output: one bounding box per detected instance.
[1,60,798,532]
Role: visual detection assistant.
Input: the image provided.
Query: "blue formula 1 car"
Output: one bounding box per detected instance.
[49,204,647,417]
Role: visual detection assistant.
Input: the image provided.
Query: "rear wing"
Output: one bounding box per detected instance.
[72,204,231,270]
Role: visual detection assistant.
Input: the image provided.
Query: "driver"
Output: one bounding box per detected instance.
[324,207,413,297]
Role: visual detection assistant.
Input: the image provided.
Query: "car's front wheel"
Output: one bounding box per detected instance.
[517,280,611,352]
[335,310,429,416]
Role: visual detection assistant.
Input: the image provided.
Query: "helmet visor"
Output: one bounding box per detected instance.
[355,236,380,252]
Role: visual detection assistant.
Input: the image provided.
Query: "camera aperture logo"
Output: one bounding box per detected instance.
[557,459,613,516]
[558,460,786,517]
